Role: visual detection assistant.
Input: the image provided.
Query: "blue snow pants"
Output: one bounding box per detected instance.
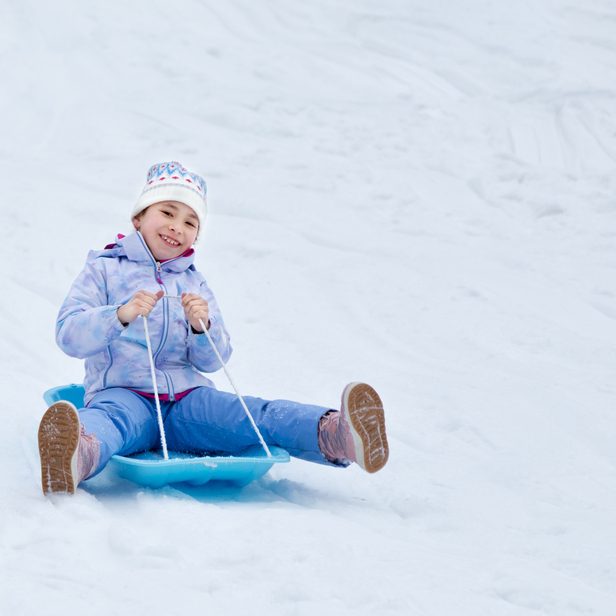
[79,386,336,476]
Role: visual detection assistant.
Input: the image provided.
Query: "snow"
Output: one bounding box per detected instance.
[1,0,616,613]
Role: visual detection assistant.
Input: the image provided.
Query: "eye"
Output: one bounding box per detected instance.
[186,221,197,229]
[161,210,172,217]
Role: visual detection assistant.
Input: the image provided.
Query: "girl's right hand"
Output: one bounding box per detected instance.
[117,290,164,325]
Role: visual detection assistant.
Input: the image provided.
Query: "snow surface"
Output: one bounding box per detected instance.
[2,0,616,614]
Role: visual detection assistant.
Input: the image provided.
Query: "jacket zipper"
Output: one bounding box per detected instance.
[154,260,175,401]
[136,232,181,401]
[153,254,189,401]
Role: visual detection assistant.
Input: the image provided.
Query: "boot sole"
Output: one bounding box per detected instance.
[343,383,389,473]
[38,401,80,494]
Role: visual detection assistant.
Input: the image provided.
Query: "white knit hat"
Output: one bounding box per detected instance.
[132,161,207,226]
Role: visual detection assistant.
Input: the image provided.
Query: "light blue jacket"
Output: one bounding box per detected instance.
[56,231,232,405]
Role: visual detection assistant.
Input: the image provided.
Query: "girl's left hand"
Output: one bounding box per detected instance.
[181,293,210,332]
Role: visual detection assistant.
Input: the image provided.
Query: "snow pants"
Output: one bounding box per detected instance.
[79,386,337,476]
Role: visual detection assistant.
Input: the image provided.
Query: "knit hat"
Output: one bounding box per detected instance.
[132,161,207,226]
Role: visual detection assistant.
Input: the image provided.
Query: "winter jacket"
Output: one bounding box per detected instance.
[56,231,232,405]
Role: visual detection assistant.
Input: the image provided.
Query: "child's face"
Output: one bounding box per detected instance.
[133,201,199,261]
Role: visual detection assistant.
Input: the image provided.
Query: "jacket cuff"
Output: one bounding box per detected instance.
[190,321,210,334]
[189,315,220,346]
[106,306,128,341]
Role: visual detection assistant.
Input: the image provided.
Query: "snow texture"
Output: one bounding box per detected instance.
[1,1,616,614]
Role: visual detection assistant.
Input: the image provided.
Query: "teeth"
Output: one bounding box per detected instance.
[161,235,180,246]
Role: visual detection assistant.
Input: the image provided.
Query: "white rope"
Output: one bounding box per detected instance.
[141,315,169,460]
[140,298,272,460]
[197,317,273,458]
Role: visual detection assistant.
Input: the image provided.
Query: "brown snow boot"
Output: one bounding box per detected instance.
[319,382,389,473]
[38,401,100,494]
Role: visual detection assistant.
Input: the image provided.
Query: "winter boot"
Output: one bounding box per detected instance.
[38,401,100,494]
[318,382,389,473]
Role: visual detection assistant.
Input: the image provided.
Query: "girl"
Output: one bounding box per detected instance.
[38,161,389,494]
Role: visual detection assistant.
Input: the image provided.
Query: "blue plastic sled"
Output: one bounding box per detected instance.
[43,384,290,488]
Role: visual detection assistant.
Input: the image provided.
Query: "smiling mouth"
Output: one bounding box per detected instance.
[160,234,180,247]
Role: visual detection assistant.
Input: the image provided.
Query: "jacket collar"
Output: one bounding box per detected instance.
[112,231,196,272]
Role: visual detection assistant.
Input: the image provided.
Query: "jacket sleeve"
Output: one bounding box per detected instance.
[187,278,233,372]
[56,256,126,359]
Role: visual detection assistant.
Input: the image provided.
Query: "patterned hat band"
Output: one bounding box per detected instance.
[131,161,208,226]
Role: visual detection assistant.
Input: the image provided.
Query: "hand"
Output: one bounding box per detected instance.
[117,290,164,325]
[181,292,210,332]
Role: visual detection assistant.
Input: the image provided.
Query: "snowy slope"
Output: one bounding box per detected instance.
[1,1,616,614]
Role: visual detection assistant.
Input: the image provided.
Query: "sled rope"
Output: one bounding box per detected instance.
[197,317,273,458]
[141,315,169,460]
